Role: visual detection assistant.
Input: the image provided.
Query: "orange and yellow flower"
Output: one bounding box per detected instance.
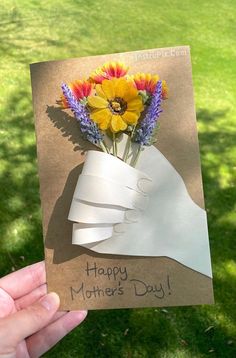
[130,73,168,99]
[70,80,92,100]
[90,62,129,84]
[161,80,168,100]
[59,94,70,108]
[60,80,92,108]
[87,78,144,133]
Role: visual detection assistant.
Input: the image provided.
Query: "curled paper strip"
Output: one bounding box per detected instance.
[68,150,152,242]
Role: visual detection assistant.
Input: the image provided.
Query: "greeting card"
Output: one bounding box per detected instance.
[30,46,214,310]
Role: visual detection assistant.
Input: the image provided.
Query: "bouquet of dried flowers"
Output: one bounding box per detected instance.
[60,61,168,166]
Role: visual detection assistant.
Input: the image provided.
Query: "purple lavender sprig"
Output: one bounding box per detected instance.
[134,81,163,146]
[61,83,103,145]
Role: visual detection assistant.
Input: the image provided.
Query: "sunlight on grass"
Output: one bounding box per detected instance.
[4,218,29,249]
[225,260,236,278]
[161,350,206,358]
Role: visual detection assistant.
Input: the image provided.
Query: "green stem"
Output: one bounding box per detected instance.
[132,144,142,167]
[103,141,110,154]
[113,132,117,156]
[123,135,131,162]
[99,140,109,154]
[124,126,136,163]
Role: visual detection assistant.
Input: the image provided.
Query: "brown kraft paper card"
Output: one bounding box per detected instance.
[30,46,214,310]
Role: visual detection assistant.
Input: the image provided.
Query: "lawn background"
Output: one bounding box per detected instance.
[0,1,235,357]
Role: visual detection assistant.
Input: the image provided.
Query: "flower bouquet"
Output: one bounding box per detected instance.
[59,61,168,246]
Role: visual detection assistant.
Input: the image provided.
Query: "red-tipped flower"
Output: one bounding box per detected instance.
[59,80,92,108]
[70,80,92,100]
[90,62,129,84]
[131,73,168,99]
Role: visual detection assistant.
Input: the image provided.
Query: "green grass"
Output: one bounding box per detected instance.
[0,0,235,357]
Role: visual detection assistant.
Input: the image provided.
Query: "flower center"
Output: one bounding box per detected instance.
[109,97,127,115]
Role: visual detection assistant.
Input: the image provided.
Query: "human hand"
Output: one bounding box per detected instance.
[0,261,87,358]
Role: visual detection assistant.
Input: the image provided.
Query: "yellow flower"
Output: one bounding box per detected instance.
[87,78,144,133]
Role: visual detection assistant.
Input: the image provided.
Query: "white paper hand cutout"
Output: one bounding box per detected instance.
[68,141,212,278]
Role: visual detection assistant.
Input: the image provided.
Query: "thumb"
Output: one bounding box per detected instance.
[0,292,60,351]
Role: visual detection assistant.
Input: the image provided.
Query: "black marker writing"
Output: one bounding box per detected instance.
[70,281,124,301]
[85,262,128,281]
[167,275,171,295]
[130,279,165,299]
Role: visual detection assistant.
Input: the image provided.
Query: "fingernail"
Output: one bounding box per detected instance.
[40,292,60,311]
[113,223,127,233]
[125,209,140,222]
[64,310,88,330]
[77,310,87,321]
[72,310,87,326]
[137,178,152,193]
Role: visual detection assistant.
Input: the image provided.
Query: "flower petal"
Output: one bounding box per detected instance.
[100,118,110,130]
[87,96,108,109]
[114,78,128,98]
[161,80,168,99]
[95,84,107,99]
[103,61,129,78]
[127,97,144,112]
[110,115,127,132]
[70,82,84,99]
[122,111,139,125]
[101,79,115,99]
[90,108,112,124]
[123,85,139,102]
[82,81,92,97]
[70,80,92,99]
